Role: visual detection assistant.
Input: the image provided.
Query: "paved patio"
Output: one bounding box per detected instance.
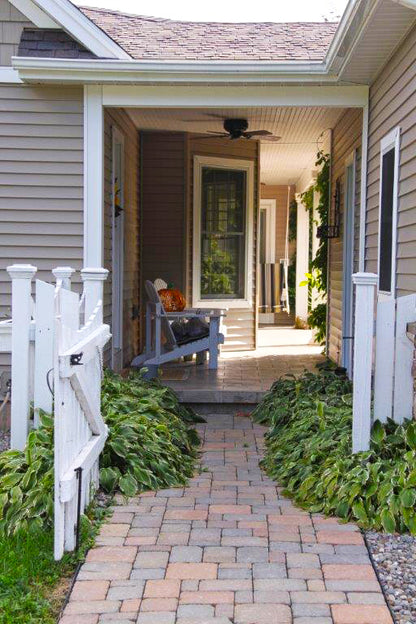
[161,329,324,404]
[61,412,392,624]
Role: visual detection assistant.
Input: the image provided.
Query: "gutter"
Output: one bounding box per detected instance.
[12,56,339,84]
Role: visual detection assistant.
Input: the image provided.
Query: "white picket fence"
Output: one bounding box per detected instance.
[0,265,111,559]
[352,272,416,452]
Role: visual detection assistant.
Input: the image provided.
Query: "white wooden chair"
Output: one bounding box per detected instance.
[131,280,225,378]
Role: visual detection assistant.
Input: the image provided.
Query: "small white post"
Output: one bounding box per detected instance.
[7,264,37,450]
[352,272,377,453]
[52,266,75,290]
[81,267,108,323]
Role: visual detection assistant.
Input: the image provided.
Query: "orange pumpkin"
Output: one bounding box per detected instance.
[158,285,186,312]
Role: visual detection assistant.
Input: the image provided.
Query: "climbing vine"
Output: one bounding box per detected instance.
[300,151,330,345]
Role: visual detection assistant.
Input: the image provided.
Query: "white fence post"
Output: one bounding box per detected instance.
[53,266,75,291]
[81,267,108,323]
[352,272,377,453]
[393,294,416,423]
[7,264,37,450]
[373,298,395,423]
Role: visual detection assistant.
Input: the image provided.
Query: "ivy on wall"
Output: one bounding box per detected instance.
[300,151,330,345]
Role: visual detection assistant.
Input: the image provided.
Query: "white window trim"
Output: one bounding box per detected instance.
[192,155,254,309]
[377,126,400,299]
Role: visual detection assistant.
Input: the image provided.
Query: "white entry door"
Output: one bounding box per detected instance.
[341,160,355,377]
[111,127,124,371]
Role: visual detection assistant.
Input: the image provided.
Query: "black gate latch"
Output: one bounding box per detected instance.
[70,352,83,366]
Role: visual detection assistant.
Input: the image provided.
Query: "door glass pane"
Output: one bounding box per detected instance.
[379,148,395,292]
[201,167,246,299]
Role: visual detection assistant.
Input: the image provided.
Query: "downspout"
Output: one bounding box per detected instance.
[359,98,369,271]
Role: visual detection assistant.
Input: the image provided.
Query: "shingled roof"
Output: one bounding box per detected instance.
[79,7,338,61]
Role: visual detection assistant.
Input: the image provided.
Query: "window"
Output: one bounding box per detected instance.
[378,127,400,296]
[193,156,254,307]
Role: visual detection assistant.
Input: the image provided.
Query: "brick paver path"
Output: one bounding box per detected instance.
[61,413,392,624]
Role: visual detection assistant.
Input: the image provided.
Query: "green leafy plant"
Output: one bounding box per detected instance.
[99,371,201,496]
[253,370,416,534]
[300,151,330,345]
[0,372,201,534]
[201,239,237,296]
[0,411,54,535]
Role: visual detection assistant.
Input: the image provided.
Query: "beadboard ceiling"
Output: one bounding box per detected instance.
[127,106,347,186]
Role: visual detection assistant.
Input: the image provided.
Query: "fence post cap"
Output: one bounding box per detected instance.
[7,264,37,279]
[352,272,378,285]
[52,266,75,279]
[81,267,109,282]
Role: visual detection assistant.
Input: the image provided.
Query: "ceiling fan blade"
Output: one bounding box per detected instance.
[243,130,273,137]
[197,133,230,139]
[205,131,229,135]
[259,135,282,142]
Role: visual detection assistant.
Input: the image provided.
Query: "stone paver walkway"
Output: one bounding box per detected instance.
[61,413,392,624]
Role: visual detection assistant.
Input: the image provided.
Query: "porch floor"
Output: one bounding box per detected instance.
[161,328,324,404]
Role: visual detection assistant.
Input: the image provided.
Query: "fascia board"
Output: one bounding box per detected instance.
[9,0,59,27]
[13,56,338,84]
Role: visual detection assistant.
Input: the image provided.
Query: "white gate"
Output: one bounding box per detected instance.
[0,265,111,559]
[352,272,416,452]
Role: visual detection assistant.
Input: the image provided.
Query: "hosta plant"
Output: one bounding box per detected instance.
[99,371,201,496]
[254,370,416,534]
[0,372,201,534]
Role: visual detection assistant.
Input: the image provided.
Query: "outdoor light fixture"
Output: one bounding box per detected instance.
[317,178,341,239]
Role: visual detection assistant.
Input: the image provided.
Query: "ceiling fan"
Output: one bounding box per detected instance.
[202,118,281,142]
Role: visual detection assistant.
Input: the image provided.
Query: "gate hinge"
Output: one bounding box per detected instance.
[70,352,83,366]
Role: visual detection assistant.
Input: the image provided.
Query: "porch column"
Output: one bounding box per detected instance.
[295,195,309,321]
[352,272,377,453]
[83,85,104,267]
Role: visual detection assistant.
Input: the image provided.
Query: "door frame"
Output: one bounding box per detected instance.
[259,199,276,264]
[341,151,356,377]
[111,125,125,371]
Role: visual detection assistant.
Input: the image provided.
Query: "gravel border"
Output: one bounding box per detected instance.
[366,530,416,624]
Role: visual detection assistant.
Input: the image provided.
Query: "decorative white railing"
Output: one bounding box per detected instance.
[0,265,111,559]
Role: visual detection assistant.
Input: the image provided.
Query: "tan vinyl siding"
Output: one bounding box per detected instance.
[104,108,140,366]
[0,84,83,376]
[366,21,416,296]
[327,108,362,363]
[0,0,32,64]
[187,136,259,351]
[0,85,83,305]
[140,132,186,294]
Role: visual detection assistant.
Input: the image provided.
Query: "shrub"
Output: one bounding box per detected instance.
[253,370,416,534]
[0,372,201,534]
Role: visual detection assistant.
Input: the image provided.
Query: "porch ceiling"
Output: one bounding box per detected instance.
[126,105,348,186]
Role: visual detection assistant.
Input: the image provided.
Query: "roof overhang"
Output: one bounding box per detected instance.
[7,0,416,87]
[8,0,131,59]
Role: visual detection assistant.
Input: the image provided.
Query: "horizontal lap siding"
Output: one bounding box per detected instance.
[188,136,259,351]
[104,109,140,366]
[0,84,83,378]
[0,85,83,306]
[328,109,362,363]
[367,22,416,296]
[0,0,32,65]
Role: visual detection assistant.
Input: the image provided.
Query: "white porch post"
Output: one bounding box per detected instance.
[7,264,37,450]
[81,267,109,322]
[352,272,377,453]
[84,85,104,267]
[358,101,369,272]
[295,196,309,321]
